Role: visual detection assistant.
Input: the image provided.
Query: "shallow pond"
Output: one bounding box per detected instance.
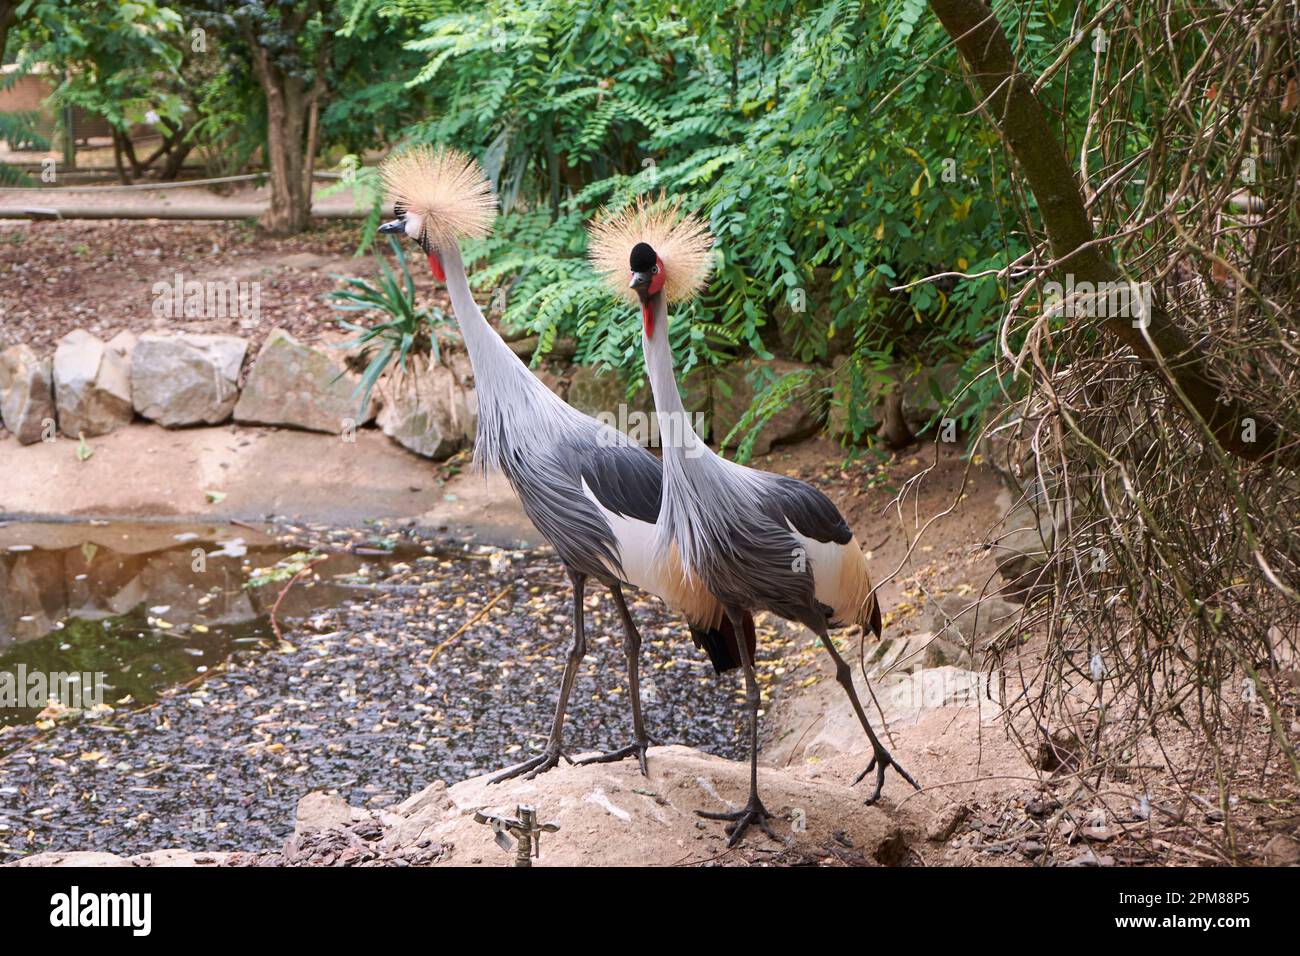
[0,520,766,858]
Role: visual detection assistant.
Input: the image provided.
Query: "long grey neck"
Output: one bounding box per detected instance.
[437,241,567,474]
[438,243,519,381]
[642,294,705,463]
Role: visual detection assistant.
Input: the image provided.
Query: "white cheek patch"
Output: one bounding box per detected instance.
[405,213,425,240]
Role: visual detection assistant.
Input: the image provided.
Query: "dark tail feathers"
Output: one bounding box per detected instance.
[690,611,757,674]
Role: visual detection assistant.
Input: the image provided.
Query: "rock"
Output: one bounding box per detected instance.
[926,802,971,842]
[131,333,248,427]
[685,358,823,456]
[52,329,133,437]
[568,364,636,418]
[107,329,138,362]
[0,344,55,444]
[386,744,911,866]
[567,364,655,444]
[376,354,471,460]
[876,665,1001,723]
[930,593,1023,664]
[1262,834,1300,866]
[1063,848,1114,867]
[992,487,1057,600]
[805,655,999,759]
[977,402,1035,491]
[233,327,375,433]
[295,791,355,835]
[507,335,538,360]
[829,359,962,446]
[866,632,931,676]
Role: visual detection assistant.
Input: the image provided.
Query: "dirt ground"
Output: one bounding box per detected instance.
[0,421,536,545]
[0,216,437,355]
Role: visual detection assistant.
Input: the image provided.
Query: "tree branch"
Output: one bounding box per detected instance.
[928,0,1296,468]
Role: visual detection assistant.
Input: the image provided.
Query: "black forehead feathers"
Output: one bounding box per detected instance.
[393,202,407,217]
[629,242,658,272]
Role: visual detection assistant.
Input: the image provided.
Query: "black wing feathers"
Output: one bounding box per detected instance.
[568,440,662,523]
[768,475,852,544]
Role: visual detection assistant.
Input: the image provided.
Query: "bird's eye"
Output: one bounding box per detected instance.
[652,264,660,273]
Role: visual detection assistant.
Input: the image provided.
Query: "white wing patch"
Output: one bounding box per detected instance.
[579,477,658,587]
[787,522,872,627]
[579,478,722,628]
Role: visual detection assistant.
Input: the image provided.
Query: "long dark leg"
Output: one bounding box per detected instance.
[817,626,921,802]
[490,569,587,783]
[696,606,778,847]
[574,583,652,774]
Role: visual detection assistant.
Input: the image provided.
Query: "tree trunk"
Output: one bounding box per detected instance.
[119,131,145,179]
[301,36,330,204]
[110,128,133,185]
[928,0,1297,468]
[245,26,311,236]
[0,1,19,64]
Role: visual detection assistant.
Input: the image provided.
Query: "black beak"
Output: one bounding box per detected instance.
[629,271,653,293]
[378,216,406,235]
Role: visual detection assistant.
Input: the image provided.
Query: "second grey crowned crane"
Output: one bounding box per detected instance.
[588,199,920,845]
[375,148,744,782]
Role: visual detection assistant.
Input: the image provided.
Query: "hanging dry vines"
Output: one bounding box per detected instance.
[924,0,1300,860]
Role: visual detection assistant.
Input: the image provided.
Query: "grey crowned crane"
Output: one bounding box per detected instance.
[588,199,920,845]
[375,148,746,782]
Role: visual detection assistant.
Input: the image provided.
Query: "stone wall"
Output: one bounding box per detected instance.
[2,327,970,465]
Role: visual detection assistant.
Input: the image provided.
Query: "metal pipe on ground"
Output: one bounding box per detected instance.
[0,205,367,221]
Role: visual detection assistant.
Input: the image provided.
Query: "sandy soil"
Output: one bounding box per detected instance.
[0,420,537,545]
[0,178,364,218]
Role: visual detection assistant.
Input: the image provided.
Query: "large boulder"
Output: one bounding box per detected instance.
[567,365,655,444]
[131,332,248,427]
[376,354,472,460]
[929,593,1024,664]
[52,329,133,437]
[234,328,375,434]
[992,487,1058,601]
[684,358,823,457]
[0,344,55,444]
[828,359,962,446]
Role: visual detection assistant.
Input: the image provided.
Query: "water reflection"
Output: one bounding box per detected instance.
[0,522,383,723]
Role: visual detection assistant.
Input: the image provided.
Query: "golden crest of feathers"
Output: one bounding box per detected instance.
[379,145,496,248]
[587,197,715,304]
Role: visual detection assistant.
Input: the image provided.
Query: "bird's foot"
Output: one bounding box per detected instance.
[572,738,652,775]
[488,746,571,784]
[697,796,778,848]
[852,744,921,803]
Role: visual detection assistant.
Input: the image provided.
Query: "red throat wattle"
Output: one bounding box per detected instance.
[641,255,667,337]
[427,252,446,284]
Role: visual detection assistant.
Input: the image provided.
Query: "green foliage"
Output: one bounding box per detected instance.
[17,0,187,129]
[355,0,1044,455]
[328,235,448,417]
[6,0,1088,456]
[721,365,820,461]
[245,551,323,589]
